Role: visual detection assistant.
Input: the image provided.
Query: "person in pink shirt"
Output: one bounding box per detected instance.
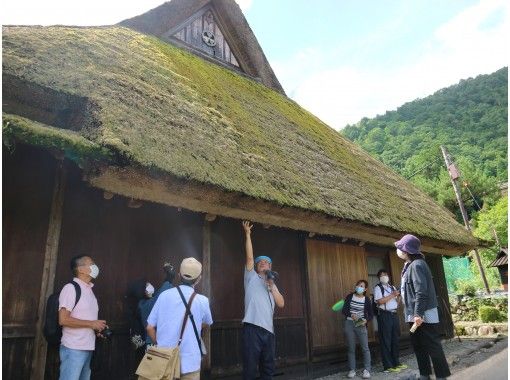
[58,255,107,380]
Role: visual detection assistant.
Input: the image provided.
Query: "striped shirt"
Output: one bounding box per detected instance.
[347,295,365,320]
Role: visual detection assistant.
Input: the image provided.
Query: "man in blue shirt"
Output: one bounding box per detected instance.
[147,258,212,380]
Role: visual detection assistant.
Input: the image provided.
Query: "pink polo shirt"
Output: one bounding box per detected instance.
[59,277,99,350]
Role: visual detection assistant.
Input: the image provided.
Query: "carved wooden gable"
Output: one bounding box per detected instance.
[164,7,240,68]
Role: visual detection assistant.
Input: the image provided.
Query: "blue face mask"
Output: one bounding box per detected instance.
[355,286,365,294]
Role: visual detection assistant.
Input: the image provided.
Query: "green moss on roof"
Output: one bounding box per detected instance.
[3,113,112,165]
[2,26,475,246]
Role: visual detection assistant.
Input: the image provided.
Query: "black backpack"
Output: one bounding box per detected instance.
[372,283,395,316]
[43,281,81,345]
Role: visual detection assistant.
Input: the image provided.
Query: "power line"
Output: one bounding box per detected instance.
[406,157,443,179]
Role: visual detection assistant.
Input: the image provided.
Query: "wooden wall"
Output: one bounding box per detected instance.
[3,145,57,379]
[305,239,369,354]
[170,8,240,67]
[44,162,204,379]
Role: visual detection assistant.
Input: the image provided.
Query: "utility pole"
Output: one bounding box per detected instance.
[440,146,490,294]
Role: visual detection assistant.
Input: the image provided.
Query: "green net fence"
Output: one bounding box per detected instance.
[443,256,473,293]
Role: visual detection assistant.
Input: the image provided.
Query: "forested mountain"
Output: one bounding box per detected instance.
[342,67,507,221]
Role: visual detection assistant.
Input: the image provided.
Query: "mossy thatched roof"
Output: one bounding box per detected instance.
[2,26,476,248]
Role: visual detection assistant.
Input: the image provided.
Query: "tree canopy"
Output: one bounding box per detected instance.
[342,67,507,221]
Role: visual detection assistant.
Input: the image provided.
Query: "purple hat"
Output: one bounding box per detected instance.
[394,234,421,255]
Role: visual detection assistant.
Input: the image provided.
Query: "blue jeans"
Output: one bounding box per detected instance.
[59,345,93,380]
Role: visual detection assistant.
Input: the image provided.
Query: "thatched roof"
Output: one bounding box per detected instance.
[489,248,508,267]
[118,0,285,94]
[2,25,477,254]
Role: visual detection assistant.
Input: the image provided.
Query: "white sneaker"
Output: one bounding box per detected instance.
[362,369,371,379]
[347,370,356,378]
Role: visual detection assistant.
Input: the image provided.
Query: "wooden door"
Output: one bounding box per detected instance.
[305,239,367,352]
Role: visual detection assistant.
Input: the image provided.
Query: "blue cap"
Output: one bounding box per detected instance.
[254,255,272,264]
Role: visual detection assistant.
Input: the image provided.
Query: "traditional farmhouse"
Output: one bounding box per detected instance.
[489,248,508,291]
[3,0,478,379]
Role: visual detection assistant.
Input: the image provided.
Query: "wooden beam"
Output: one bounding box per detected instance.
[201,220,212,375]
[204,213,216,222]
[3,324,36,339]
[88,166,478,256]
[31,160,67,380]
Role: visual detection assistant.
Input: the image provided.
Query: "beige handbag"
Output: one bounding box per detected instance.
[136,346,180,380]
[136,293,198,380]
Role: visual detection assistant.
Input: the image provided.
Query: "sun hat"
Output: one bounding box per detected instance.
[394,234,422,255]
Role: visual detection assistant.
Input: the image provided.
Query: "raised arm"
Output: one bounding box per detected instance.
[242,221,254,271]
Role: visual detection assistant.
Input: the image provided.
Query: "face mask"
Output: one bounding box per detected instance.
[146,283,155,297]
[380,275,389,284]
[355,286,365,294]
[396,248,407,260]
[89,264,100,279]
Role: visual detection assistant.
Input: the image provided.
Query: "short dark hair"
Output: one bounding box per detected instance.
[70,255,89,276]
[163,262,176,283]
[377,269,388,278]
[180,277,199,286]
[409,254,424,262]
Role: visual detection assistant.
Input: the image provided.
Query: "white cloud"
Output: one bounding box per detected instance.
[2,0,177,25]
[276,0,509,130]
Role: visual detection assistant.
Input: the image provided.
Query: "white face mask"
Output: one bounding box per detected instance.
[146,283,155,297]
[89,264,100,279]
[380,275,389,284]
[396,248,407,260]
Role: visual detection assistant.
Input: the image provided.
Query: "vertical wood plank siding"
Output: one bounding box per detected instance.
[46,162,204,379]
[172,9,239,67]
[305,239,368,351]
[3,145,57,380]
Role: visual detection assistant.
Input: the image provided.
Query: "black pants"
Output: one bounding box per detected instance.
[409,323,451,378]
[242,323,275,380]
[377,311,400,369]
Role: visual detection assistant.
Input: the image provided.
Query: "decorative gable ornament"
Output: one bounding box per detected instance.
[165,7,240,67]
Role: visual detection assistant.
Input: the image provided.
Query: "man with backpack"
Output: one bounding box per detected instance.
[58,255,107,380]
[373,269,406,374]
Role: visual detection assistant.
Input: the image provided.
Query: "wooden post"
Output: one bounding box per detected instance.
[440,146,490,294]
[202,219,212,377]
[31,159,67,380]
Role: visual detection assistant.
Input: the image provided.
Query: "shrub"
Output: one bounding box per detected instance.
[479,306,501,322]
[456,281,477,296]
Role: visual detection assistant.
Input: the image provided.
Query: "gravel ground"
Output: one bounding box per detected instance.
[315,335,507,380]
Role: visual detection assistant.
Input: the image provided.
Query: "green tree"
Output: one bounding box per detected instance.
[341,67,508,224]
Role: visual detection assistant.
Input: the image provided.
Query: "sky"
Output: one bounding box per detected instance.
[2,0,508,129]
